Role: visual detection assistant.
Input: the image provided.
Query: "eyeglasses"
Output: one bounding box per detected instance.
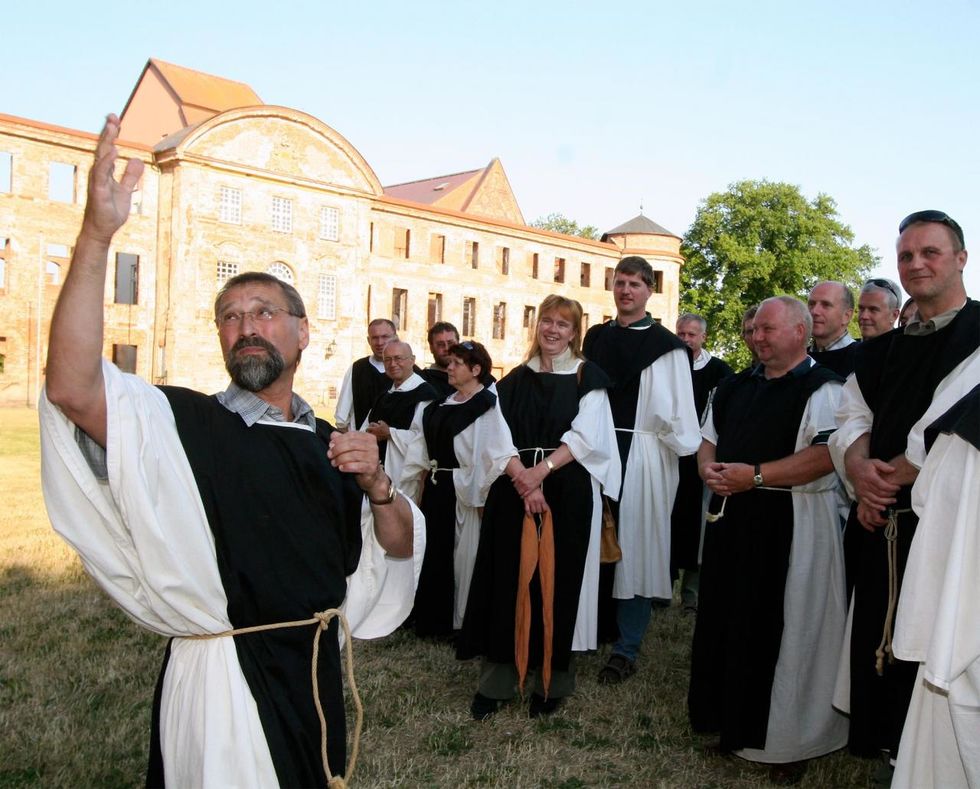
[382,355,413,364]
[864,278,901,301]
[217,306,296,327]
[898,210,965,248]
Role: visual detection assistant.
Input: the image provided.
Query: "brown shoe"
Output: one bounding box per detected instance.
[597,654,636,685]
[769,760,807,785]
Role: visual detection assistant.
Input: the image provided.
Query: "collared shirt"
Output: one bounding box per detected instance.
[904,300,967,336]
[809,331,856,353]
[216,382,316,429]
[383,372,428,394]
[751,356,815,380]
[612,312,655,329]
[692,348,713,372]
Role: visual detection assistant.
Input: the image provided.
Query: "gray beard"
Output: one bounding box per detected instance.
[226,338,286,392]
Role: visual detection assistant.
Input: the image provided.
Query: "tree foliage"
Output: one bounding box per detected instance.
[680,180,878,369]
[530,212,600,240]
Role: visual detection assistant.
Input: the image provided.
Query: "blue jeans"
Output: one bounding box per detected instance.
[612,595,654,662]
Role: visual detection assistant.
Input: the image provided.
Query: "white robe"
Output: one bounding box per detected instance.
[892,429,980,789]
[404,390,518,628]
[39,361,425,789]
[703,375,850,763]
[612,347,702,600]
[361,372,433,505]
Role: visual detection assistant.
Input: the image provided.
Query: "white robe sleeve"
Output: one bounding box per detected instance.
[334,363,355,430]
[647,348,702,457]
[383,400,430,503]
[828,374,873,499]
[453,401,518,508]
[561,386,622,500]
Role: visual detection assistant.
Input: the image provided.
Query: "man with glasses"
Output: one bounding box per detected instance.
[334,317,400,432]
[419,321,461,398]
[366,341,438,504]
[858,279,902,340]
[830,210,979,779]
[39,115,422,787]
[807,280,859,377]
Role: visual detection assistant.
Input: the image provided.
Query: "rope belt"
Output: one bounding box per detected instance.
[875,508,913,676]
[426,458,456,484]
[614,427,658,435]
[518,446,558,466]
[185,608,362,788]
[705,484,839,522]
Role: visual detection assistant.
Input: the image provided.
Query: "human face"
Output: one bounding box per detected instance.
[367,323,397,359]
[216,283,308,391]
[446,354,479,391]
[429,330,459,368]
[676,320,706,355]
[613,272,653,323]
[537,310,576,358]
[752,301,806,373]
[382,342,415,386]
[897,223,968,316]
[899,299,917,328]
[807,283,852,346]
[857,289,899,339]
[741,316,756,355]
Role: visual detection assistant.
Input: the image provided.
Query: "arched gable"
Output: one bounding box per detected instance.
[162,106,383,196]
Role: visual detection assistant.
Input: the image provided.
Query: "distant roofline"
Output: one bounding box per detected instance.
[0,112,154,152]
[383,167,484,190]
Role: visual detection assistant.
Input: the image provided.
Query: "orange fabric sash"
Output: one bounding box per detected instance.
[514,510,555,698]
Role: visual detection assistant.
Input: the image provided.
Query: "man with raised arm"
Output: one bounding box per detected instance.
[40,115,423,788]
[830,210,979,779]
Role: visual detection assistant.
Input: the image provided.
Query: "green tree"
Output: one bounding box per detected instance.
[530,212,600,240]
[680,180,878,369]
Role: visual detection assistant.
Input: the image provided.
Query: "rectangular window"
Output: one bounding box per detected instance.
[554,257,565,283]
[0,152,11,193]
[48,162,77,203]
[112,344,137,374]
[369,222,374,253]
[603,314,612,324]
[652,270,664,293]
[523,305,536,335]
[114,252,139,304]
[319,206,340,241]
[462,297,477,336]
[531,253,539,279]
[430,234,446,263]
[466,240,479,269]
[492,302,507,340]
[271,197,292,233]
[318,274,337,319]
[580,262,591,287]
[392,287,408,331]
[497,246,510,275]
[46,260,62,285]
[605,266,615,291]
[427,292,443,327]
[0,238,8,289]
[394,227,410,259]
[46,243,69,285]
[218,186,242,224]
[216,260,239,286]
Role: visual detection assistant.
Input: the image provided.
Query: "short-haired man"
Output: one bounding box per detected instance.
[741,304,761,368]
[39,116,422,786]
[671,313,733,612]
[334,318,398,431]
[830,210,979,772]
[858,278,901,340]
[419,321,460,398]
[689,297,848,783]
[583,256,701,683]
[807,281,858,377]
[365,341,438,503]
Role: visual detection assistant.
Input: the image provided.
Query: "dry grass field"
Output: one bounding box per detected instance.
[0,406,877,787]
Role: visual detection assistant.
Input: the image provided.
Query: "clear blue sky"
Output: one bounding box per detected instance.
[4,0,978,297]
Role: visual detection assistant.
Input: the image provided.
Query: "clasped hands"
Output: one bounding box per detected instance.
[849,457,900,531]
[509,463,550,515]
[700,461,755,497]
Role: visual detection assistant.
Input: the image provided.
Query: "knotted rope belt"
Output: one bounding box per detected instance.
[185,608,362,788]
[705,484,839,522]
[875,507,912,676]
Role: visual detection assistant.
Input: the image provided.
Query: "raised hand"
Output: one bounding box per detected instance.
[82,114,144,243]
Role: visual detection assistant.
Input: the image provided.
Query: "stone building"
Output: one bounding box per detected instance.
[0,59,684,408]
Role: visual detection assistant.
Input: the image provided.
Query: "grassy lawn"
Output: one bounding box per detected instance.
[0,407,876,787]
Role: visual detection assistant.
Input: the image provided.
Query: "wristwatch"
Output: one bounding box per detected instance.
[753,463,764,487]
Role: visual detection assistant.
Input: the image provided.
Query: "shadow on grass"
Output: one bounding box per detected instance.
[0,563,160,789]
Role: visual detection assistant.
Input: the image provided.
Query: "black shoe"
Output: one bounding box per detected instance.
[528,693,563,718]
[470,692,501,721]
